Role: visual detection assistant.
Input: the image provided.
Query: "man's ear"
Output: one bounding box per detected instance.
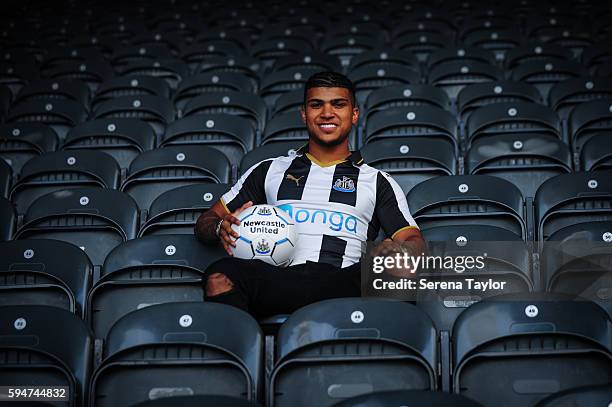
[352,106,359,125]
[300,105,306,123]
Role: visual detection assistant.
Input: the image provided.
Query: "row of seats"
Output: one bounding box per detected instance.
[0,296,610,406]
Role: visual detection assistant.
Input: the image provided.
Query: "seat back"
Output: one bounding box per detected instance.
[0,123,59,176]
[534,384,612,407]
[0,197,16,240]
[331,390,484,407]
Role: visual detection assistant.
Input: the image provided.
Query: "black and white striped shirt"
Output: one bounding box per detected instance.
[221,145,419,267]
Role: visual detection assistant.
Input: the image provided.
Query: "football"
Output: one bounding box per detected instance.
[231,204,298,266]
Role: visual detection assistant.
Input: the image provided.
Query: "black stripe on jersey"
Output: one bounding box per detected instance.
[276,156,311,201]
[226,160,273,212]
[375,172,409,237]
[317,235,347,268]
[328,163,360,206]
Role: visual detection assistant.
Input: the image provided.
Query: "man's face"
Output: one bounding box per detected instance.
[301,87,359,147]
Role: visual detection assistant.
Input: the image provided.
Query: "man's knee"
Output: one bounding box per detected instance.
[206,272,234,297]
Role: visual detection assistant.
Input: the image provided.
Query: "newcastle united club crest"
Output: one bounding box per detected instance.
[332,176,356,193]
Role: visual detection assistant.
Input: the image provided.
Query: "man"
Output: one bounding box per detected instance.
[195,71,424,318]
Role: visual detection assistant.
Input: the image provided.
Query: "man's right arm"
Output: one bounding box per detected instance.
[195,200,254,255]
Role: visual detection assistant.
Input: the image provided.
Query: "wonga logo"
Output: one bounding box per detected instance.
[277,204,357,233]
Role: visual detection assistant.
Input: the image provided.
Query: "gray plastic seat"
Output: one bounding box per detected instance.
[194,55,262,91]
[580,133,612,171]
[271,89,306,117]
[320,34,378,67]
[0,123,59,176]
[110,44,173,71]
[239,142,304,175]
[173,72,255,114]
[332,390,484,407]
[13,79,90,109]
[0,159,10,198]
[568,99,612,153]
[548,77,612,120]
[391,33,452,63]
[428,60,501,101]
[133,395,263,407]
[118,58,188,90]
[349,63,421,106]
[0,84,11,120]
[44,59,114,92]
[92,76,170,112]
[0,239,92,317]
[252,38,314,69]
[364,85,451,124]
[6,98,88,140]
[348,49,419,72]
[534,384,612,407]
[272,52,342,73]
[505,43,573,69]
[457,81,542,120]
[89,302,263,406]
[452,293,612,407]
[260,67,322,107]
[270,298,437,407]
[88,234,226,339]
[0,197,15,241]
[510,59,585,100]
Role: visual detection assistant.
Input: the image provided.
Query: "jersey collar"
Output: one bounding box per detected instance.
[296,143,364,167]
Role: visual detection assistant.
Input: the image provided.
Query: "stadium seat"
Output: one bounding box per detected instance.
[110,44,174,71]
[457,81,543,120]
[331,390,484,407]
[426,46,497,70]
[40,46,106,76]
[121,145,231,212]
[130,32,184,55]
[43,59,114,92]
[363,85,451,124]
[271,89,305,117]
[535,171,612,241]
[0,84,10,119]
[269,298,437,407]
[162,114,255,167]
[428,61,501,101]
[462,28,522,63]
[417,225,532,330]
[320,34,378,67]
[93,95,175,142]
[0,239,92,317]
[348,64,421,106]
[505,43,574,69]
[0,158,11,198]
[15,187,138,267]
[364,105,458,152]
[116,58,189,90]
[391,33,453,63]
[568,99,612,153]
[360,138,455,193]
[63,118,156,169]
[9,150,120,215]
[239,142,304,175]
[133,395,264,407]
[88,234,226,339]
[182,92,267,134]
[510,59,585,100]
[524,15,578,43]
[91,76,171,112]
[348,49,419,72]
[251,38,314,68]
[407,175,526,239]
[272,52,342,72]
[580,133,612,171]
[139,183,229,236]
[260,67,323,108]
[534,384,612,407]
[173,72,255,114]
[0,305,92,407]
[452,293,612,407]
[581,44,612,74]
[466,133,572,198]
[0,61,39,96]
[548,77,612,120]
[89,302,263,405]
[6,98,88,140]
[259,24,320,50]
[0,197,15,240]
[13,78,90,109]
[181,43,251,71]
[465,101,562,147]
[194,55,262,90]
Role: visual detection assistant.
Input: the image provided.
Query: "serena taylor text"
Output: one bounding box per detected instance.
[372,278,507,292]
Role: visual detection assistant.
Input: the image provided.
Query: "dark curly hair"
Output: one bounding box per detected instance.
[303,71,356,106]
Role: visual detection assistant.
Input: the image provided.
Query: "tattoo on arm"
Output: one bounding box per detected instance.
[195,212,221,244]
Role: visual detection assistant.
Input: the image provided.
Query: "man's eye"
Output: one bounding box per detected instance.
[334,102,347,108]
[310,103,322,108]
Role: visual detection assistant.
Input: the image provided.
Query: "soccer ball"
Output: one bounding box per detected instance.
[231,205,298,266]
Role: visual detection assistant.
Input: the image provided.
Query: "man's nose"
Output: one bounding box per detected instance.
[321,103,334,117]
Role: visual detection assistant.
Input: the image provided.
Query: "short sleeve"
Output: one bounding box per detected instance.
[375,171,419,238]
[221,160,273,213]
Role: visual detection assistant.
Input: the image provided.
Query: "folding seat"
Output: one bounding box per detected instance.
[467,133,572,198]
[130,32,184,56]
[110,44,174,72]
[251,38,314,69]
[43,59,114,93]
[407,175,526,239]
[332,390,484,407]
[173,72,255,114]
[360,138,455,193]
[462,29,522,63]
[260,67,323,107]
[260,25,320,50]
[505,43,574,69]
[91,76,171,111]
[524,15,578,43]
[40,47,106,76]
[534,384,612,407]
[271,15,329,37]
[391,20,455,41]
[195,55,262,90]
[133,395,263,407]
[0,61,38,96]
[269,298,437,407]
[466,101,562,147]
[580,134,612,171]
[0,159,11,198]
[9,150,120,215]
[364,85,451,124]
[452,293,612,407]
[121,145,231,211]
[535,171,612,241]
[15,187,138,266]
[568,99,612,153]
[88,234,226,338]
[348,49,419,72]
[118,58,189,90]
[13,79,89,110]
[6,98,88,141]
[239,141,304,175]
[364,106,458,152]
[391,33,454,63]
[0,84,10,119]
[510,59,585,100]
[457,81,542,120]
[89,302,263,405]
[0,305,93,407]
[458,15,515,41]
[581,44,612,74]
[272,52,342,73]
[325,22,388,45]
[162,114,255,166]
[93,95,175,142]
[180,42,249,71]
[548,77,612,121]
[63,118,156,169]
[0,239,92,317]
[428,61,501,101]
[542,29,593,59]
[94,19,147,42]
[0,197,15,240]
[348,64,421,106]
[271,89,305,117]
[191,28,249,52]
[319,34,378,67]
[426,47,497,71]
[139,183,229,236]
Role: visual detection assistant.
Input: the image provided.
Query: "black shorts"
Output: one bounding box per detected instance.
[205,258,361,319]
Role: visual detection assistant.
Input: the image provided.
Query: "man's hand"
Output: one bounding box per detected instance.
[218,201,253,256]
